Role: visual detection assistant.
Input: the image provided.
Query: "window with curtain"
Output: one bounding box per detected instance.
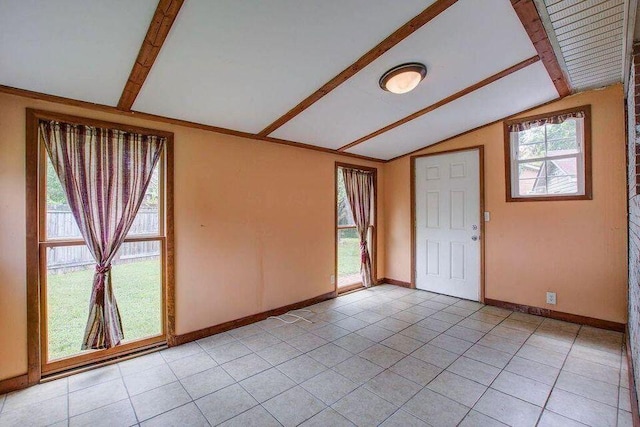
[504,105,592,201]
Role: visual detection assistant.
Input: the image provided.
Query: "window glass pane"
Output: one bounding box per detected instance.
[46,241,162,361]
[46,158,161,239]
[547,120,579,157]
[519,178,547,195]
[517,126,544,145]
[518,142,545,160]
[127,165,160,236]
[46,157,82,239]
[518,161,544,180]
[337,228,360,287]
[337,169,356,227]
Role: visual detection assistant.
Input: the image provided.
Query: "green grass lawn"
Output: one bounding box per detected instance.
[338,236,361,277]
[47,259,161,361]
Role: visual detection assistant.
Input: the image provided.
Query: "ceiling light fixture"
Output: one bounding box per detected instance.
[379,63,427,94]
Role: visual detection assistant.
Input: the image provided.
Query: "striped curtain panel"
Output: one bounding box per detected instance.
[342,168,375,287]
[40,121,165,350]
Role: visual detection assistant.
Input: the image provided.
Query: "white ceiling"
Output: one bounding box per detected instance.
[0,0,628,160]
[346,61,558,159]
[133,0,432,133]
[270,0,537,149]
[0,0,157,106]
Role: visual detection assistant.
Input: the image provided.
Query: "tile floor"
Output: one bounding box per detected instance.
[0,284,633,427]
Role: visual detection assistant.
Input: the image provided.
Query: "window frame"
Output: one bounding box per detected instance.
[26,109,175,381]
[504,105,592,202]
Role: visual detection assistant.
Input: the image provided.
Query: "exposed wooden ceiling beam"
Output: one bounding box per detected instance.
[117,0,184,111]
[338,55,540,152]
[511,0,571,97]
[257,0,459,137]
[0,84,383,163]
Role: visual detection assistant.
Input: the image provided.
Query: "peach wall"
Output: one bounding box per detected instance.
[0,92,385,381]
[384,84,628,324]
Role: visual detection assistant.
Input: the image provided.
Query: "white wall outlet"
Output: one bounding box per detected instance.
[330,274,335,285]
[484,211,491,222]
[546,292,557,305]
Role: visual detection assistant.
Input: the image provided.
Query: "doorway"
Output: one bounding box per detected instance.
[412,147,483,301]
[335,163,377,293]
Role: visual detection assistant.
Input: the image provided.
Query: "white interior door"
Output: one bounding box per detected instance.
[415,149,481,301]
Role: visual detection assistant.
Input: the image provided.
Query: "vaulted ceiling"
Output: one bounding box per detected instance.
[0,0,633,161]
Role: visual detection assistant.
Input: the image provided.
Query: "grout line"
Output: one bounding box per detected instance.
[116,363,140,426]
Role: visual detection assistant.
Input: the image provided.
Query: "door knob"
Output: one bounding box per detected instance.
[471,236,479,241]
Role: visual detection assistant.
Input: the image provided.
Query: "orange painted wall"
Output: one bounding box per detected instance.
[384,84,628,324]
[0,92,385,381]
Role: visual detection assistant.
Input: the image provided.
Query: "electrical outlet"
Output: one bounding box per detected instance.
[330,274,335,285]
[484,211,491,222]
[546,292,557,305]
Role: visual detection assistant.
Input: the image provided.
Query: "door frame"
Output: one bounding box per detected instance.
[334,162,378,294]
[25,108,175,384]
[410,146,485,302]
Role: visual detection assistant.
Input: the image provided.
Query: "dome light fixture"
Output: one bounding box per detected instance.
[379,63,427,94]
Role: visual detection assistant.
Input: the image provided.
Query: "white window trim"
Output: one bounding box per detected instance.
[509,118,586,199]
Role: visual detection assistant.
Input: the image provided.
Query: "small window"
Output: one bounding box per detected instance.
[504,105,592,202]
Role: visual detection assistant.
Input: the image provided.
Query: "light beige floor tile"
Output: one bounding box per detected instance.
[358,344,404,368]
[332,387,397,427]
[68,364,121,392]
[160,342,202,363]
[263,386,325,427]
[381,333,424,354]
[69,377,128,417]
[141,402,207,427]
[537,410,586,427]
[301,370,358,405]
[429,333,473,355]
[446,356,500,386]
[124,363,177,396]
[356,324,396,342]
[491,370,551,406]
[196,332,236,350]
[504,356,560,386]
[70,398,137,427]
[459,410,508,427]
[333,333,375,354]
[205,341,252,365]
[256,342,302,366]
[364,370,421,406]
[221,353,271,382]
[427,371,487,407]
[416,317,453,333]
[473,388,542,427]
[2,378,68,412]
[403,388,469,426]
[307,343,352,367]
[546,388,617,427]
[458,318,496,333]
[277,354,327,383]
[379,410,429,426]
[195,383,258,426]
[333,317,369,332]
[555,370,619,407]
[238,368,295,402]
[312,324,350,341]
[478,333,522,355]
[180,365,235,400]
[130,381,191,422]
[118,352,166,377]
[285,332,328,353]
[299,407,355,426]
[618,409,633,427]
[464,343,512,369]
[411,344,459,369]
[516,344,566,368]
[445,325,485,343]
[0,395,67,427]
[563,355,620,386]
[239,332,281,352]
[619,386,631,411]
[333,356,385,385]
[398,325,440,342]
[219,405,280,427]
[389,356,442,386]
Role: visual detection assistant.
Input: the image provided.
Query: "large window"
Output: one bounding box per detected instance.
[504,105,592,202]
[27,109,174,377]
